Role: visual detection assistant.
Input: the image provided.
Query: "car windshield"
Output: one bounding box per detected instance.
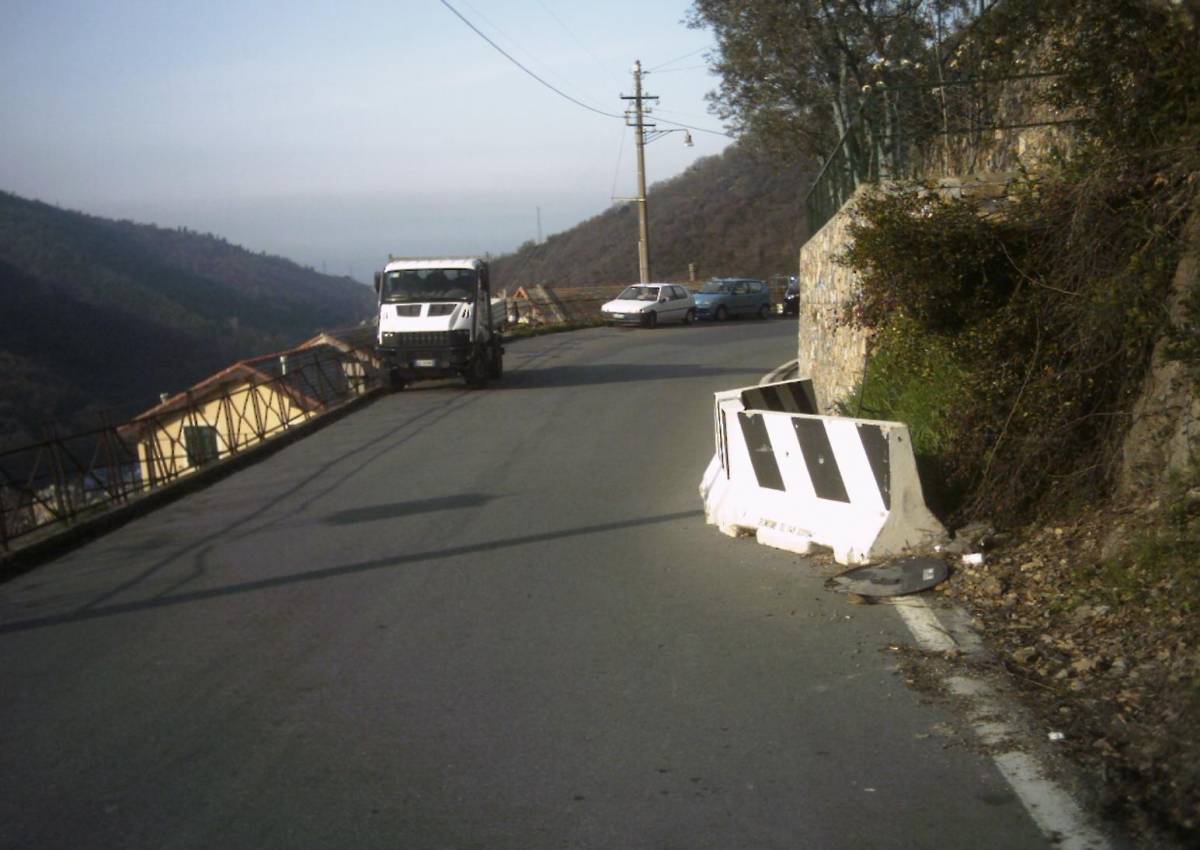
[383,268,476,302]
[618,286,660,301]
[700,280,731,294]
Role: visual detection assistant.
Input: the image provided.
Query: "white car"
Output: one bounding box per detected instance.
[600,284,696,328]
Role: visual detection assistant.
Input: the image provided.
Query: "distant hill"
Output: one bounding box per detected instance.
[491,143,814,289]
[0,191,375,445]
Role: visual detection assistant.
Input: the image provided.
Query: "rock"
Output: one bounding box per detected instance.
[983,531,1012,549]
[941,537,970,555]
[1069,604,1110,624]
[953,520,995,548]
[981,576,1006,596]
[1013,646,1039,664]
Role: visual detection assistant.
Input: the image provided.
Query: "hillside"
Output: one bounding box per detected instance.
[0,191,376,445]
[491,144,814,289]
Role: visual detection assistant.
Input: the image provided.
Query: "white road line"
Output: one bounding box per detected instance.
[893,596,1112,850]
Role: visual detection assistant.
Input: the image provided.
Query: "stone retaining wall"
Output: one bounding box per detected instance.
[796,174,1018,412]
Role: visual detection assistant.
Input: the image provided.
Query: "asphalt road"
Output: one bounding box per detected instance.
[0,319,1049,849]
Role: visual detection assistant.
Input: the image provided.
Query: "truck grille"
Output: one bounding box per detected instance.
[381,330,469,348]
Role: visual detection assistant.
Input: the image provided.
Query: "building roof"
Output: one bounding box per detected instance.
[297,325,377,354]
[121,343,353,437]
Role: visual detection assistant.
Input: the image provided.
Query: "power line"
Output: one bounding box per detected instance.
[440,1,730,136]
[652,114,732,137]
[459,0,610,109]
[531,0,622,90]
[656,105,720,122]
[645,64,709,74]
[610,123,628,202]
[646,47,708,72]
[440,0,623,120]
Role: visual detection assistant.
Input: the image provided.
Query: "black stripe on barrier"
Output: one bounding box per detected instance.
[720,410,730,479]
[737,413,785,491]
[740,379,817,415]
[857,423,891,510]
[790,418,850,503]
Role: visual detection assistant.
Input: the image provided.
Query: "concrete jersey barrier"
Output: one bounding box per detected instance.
[700,378,946,565]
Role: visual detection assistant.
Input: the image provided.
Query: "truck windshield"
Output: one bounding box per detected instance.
[383,268,477,302]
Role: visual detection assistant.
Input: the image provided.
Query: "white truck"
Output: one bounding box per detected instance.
[373,257,505,389]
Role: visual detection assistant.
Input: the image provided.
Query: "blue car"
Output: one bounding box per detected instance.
[693,277,773,321]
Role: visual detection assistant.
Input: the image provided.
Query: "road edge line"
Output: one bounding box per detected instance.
[892,596,1113,850]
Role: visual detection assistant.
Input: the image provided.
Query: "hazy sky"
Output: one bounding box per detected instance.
[1,0,732,282]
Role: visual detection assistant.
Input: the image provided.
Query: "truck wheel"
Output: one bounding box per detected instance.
[489,345,503,380]
[466,353,490,389]
[387,368,406,391]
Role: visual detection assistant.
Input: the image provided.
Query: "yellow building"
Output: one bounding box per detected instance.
[121,343,366,490]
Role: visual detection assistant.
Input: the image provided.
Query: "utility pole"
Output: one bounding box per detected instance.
[622,60,657,283]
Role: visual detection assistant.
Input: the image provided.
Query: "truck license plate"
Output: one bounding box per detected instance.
[414,358,436,368]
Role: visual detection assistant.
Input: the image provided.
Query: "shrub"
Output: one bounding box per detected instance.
[840,151,1189,523]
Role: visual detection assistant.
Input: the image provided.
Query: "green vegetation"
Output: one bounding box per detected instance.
[835,0,1200,524]
[835,315,969,513]
[689,2,1200,837]
[688,0,976,167]
[1091,469,1200,616]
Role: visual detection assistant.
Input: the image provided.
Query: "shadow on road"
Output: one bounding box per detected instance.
[502,363,752,389]
[322,494,495,525]
[0,509,704,635]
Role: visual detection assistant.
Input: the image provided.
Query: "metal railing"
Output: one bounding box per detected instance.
[804,72,1081,234]
[1,342,381,554]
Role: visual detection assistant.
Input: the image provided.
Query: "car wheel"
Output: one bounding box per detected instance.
[715,305,728,322]
[645,310,658,329]
[758,303,771,320]
[683,308,695,325]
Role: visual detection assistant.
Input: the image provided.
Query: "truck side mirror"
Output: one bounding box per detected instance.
[373,271,382,294]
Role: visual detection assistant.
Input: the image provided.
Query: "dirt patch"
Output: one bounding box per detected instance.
[942,501,1200,848]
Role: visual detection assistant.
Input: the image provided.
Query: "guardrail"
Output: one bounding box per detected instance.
[0,343,380,555]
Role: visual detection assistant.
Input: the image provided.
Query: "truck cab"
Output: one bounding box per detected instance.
[373,257,504,389]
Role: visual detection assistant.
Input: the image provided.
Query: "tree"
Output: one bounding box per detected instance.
[688,1,973,168]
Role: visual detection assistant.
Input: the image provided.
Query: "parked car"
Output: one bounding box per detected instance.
[782,277,800,316]
[693,277,772,321]
[600,283,695,328]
